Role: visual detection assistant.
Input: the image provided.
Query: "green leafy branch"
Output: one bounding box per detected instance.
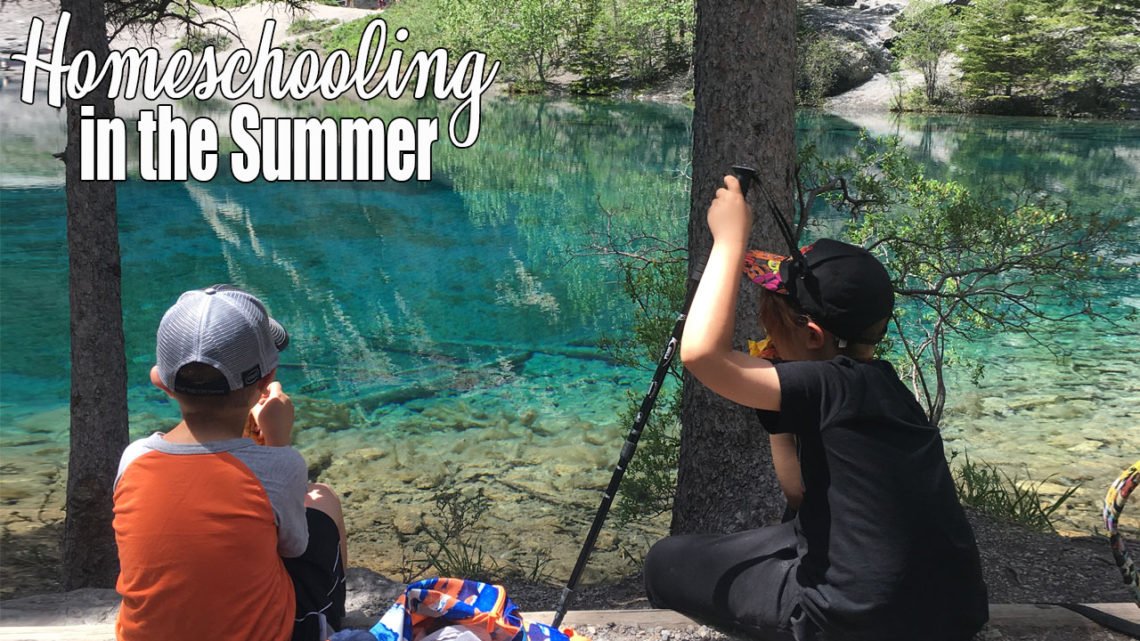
[804,135,1133,425]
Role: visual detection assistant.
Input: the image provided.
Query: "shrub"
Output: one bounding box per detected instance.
[797,32,846,106]
[951,452,1078,533]
[288,17,336,36]
[174,29,233,54]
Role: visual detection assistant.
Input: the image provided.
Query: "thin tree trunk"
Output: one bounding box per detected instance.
[60,0,129,590]
[672,0,797,535]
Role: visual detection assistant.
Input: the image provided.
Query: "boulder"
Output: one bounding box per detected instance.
[831,39,882,94]
[800,0,905,97]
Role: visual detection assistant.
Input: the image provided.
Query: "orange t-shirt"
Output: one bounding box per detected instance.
[113,448,296,641]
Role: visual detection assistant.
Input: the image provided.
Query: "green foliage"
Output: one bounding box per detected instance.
[893,0,957,104]
[207,0,253,8]
[796,31,847,106]
[414,488,501,582]
[592,173,689,527]
[804,135,1132,425]
[610,0,694,84]
[413,486,557,583]
[607,260,687,527]
[310,16,377,54]
[955,0,1139,114]
[440,0,575,87]
[951,452,1078,533]
[611,405,680,526]
[317,0,694,93]
[174,28,233,54]
[563,7,624,95]
[287,17,336,36]
[443,0,693,90]
[310,0,450,65]
[1047,1,1140,114]
[956,0,1052,103]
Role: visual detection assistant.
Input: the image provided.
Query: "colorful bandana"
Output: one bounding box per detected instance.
[743,249,791,294]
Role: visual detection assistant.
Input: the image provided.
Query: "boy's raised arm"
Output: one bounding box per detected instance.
[680,175,782,411]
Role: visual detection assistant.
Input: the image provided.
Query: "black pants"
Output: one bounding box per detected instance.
[285,508,347,641]
[643,521,810,641]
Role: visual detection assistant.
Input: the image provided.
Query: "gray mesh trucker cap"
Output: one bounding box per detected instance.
[156,285,289,395]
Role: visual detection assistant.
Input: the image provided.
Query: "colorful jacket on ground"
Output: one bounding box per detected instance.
[369,578,590,641]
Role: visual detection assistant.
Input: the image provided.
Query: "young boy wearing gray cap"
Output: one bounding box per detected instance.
[113,285,347,641]
[643,176,988,641]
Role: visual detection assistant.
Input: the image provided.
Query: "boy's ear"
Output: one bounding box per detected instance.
[804,321,828,349]
[150,366,174,396]
[256,368,277,391]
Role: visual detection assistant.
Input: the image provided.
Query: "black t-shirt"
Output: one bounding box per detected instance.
[757,356,988,641]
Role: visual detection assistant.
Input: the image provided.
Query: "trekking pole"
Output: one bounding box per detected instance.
[552,166,758,629]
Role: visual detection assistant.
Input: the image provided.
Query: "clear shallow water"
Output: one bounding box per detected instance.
[1,91,1137,583]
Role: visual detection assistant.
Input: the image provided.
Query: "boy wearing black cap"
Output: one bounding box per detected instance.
[113,285,347,641]
[643,177,988,641]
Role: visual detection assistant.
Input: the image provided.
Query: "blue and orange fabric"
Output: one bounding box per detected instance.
[370,578,590,641]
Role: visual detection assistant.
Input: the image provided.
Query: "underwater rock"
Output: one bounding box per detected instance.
[1005,395,1061,412]
[1065,440,1104,454]
[415,470,451,490]
[1022,481,1077,498]
[390,510,423,536]
[978,397,1011,416]
[0,480,43,504]
[1046,433,1093,449]
[351,447,388,462]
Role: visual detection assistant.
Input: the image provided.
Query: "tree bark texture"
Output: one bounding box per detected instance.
[672,0,797,535]
[61,0,129,589]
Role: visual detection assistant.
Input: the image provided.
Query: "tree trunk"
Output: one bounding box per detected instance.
[61,0,129,590]
[672,0,797,535]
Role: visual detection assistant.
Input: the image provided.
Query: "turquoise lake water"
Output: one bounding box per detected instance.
[1,92,1137,580]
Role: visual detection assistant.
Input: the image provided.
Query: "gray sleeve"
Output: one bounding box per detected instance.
[232,446,310,558]
[115,434,163,488]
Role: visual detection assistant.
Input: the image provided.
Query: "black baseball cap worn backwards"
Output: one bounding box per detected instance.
[743,239,895,346]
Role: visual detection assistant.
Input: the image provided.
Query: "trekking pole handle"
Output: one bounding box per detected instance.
[732,165,758,199]
[690,165,757,282]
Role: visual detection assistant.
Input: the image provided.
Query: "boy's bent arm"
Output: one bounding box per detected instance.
[680,175,782,411]
[770,433,803,508]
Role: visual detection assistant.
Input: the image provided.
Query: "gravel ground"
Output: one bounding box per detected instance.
[2,505,1136,639]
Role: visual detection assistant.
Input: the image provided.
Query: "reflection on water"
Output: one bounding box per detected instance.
[1,90,1137,587]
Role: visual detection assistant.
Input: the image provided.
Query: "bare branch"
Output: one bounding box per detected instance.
[576,195,687,267]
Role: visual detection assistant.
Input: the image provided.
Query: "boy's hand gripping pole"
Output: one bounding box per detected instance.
[551,166,757,629]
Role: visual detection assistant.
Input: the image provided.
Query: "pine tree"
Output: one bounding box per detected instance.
[956,0,1055,101]
[1051,0,1140,110]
